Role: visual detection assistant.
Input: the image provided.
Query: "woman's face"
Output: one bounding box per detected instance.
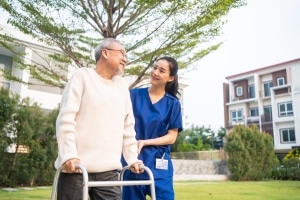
[150,59,174,86]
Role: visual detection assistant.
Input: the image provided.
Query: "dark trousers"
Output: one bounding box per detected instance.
[57,170,121,200]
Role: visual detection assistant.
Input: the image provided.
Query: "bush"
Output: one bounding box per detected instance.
[225,124,279,181]
[272,149,300,180]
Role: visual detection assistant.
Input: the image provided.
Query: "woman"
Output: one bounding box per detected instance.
[122,56,183,200]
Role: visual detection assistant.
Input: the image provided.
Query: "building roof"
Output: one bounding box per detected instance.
[225,58,300,80]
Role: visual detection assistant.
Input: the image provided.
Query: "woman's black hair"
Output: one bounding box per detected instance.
[157,56,180,99]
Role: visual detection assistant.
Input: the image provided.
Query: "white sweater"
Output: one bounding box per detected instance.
[55,68,140,172]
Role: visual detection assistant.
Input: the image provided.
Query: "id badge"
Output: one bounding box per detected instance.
[156,152,168,170]
[156,159,168,170]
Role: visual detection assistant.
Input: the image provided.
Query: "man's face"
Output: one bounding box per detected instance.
[104,42,127,75]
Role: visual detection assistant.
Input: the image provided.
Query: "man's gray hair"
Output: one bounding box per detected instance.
[94,38,122,62]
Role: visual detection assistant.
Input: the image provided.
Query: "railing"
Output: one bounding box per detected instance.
[229,120,245,126]
[261,114,273,123]
[245,115,273,125]
[231,96,240,102]
[247,116,259,124]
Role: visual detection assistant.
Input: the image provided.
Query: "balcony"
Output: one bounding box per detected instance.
[231,96,240,102]
[247,116,259,125]
[242,114,273,127]
[229,95,257,104]
[229,120,245,126]
[272,84,291,94]
[261,114,273,124]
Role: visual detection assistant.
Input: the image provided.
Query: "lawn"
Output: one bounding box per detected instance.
[0,180,299,200]
[174,180,300,200]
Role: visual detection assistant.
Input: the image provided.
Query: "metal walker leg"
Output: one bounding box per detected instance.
[50,165,156,200]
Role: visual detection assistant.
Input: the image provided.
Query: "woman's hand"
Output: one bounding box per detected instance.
[137,140,147,154]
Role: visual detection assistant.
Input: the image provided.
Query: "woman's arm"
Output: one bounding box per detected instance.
[137,128,179,154]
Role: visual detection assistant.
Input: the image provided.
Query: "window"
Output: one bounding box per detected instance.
[278,102,293,117]
[0,55,13,90]
[263,81,273,97]
[277,77,285,86]
[280,128,295,143]
[248,84,255,98]
[236,86,243,96]
[262,105,272,122]
[250,108,259,116]
[264,105,272,115]
[231,110,243,122]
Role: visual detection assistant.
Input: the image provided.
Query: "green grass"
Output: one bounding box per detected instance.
[0,187,51,200]
[174,180,300,200]
[1,181,299,200]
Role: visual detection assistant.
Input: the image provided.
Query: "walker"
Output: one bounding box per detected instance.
[50,165,156,200]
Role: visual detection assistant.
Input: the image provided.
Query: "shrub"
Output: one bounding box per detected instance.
[225,124,279,181]
[272,149,300,180]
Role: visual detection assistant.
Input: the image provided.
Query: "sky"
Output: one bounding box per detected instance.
[182,0,300,131]
[1,1,300,131]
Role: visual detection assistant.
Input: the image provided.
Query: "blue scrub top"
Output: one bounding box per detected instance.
[123,87,183,179]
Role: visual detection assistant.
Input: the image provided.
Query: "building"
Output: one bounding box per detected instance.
[0,25,66,112]
[223,58,300,154]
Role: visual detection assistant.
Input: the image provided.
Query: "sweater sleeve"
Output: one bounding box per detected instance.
[122,86,142,167]
[55,69,83,168]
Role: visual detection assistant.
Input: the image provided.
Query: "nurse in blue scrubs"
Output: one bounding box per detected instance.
[122,56,183,200]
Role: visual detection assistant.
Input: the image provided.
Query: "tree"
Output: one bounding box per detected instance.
[0,88,19,186]
[217,126,226,138]
[0,0,245,89]
[0,89,57,187]
[0,88,18,131]
[172,124,214,152]
[225,124,279,181]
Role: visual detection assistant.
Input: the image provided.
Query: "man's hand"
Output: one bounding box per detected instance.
[130,162,144,174]
[63,158,81,173]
